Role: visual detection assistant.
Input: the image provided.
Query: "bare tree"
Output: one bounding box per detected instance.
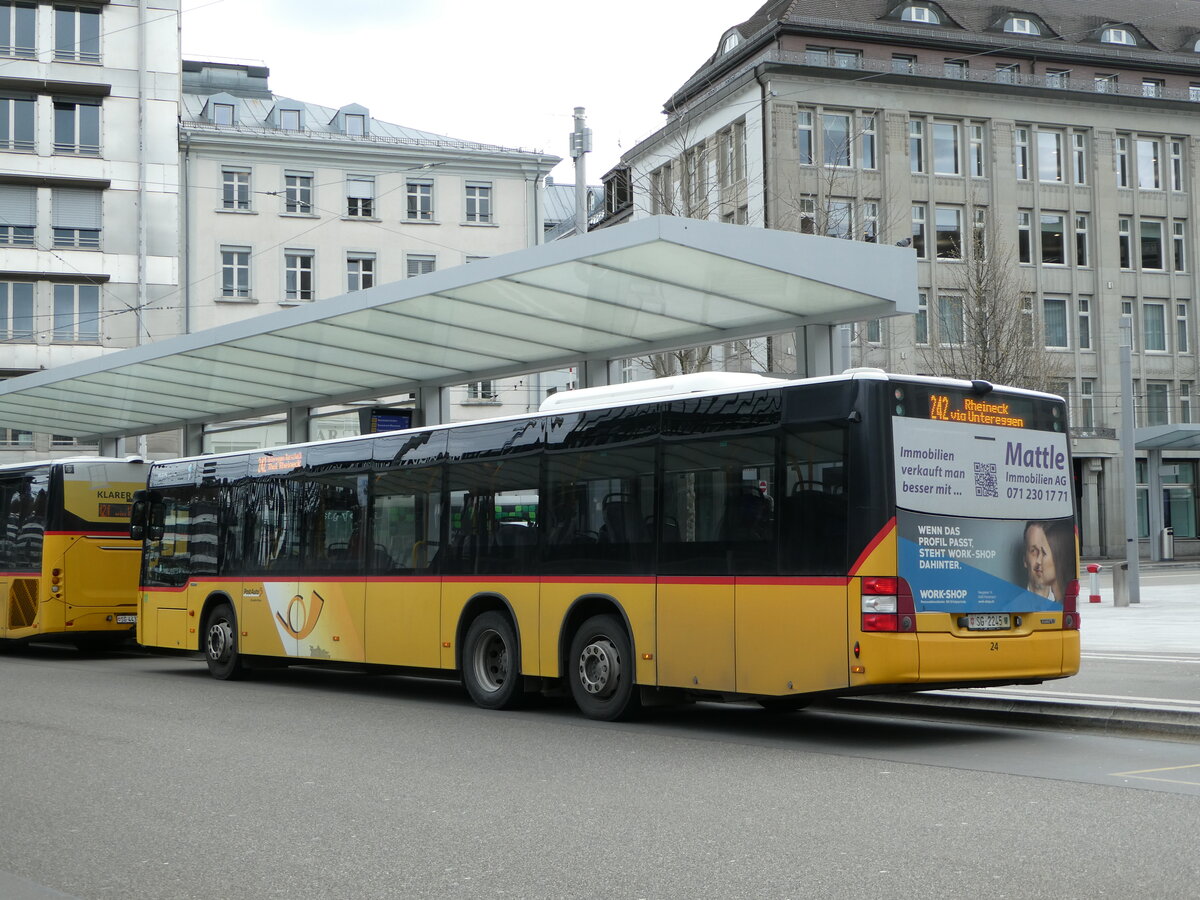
[917,228,1068,393]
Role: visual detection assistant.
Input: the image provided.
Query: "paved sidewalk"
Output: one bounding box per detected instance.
[1078,562,1200,655]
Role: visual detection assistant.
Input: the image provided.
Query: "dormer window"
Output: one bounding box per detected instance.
[279,108,301,130]
[204,93,240,126]
[345,113,365,136]
[332,104,370,136]
[1102,27,1136,46]
[1005,17,1040,35]
[901,5,940,25]
[720,30,740,54]
[212,103,235,126]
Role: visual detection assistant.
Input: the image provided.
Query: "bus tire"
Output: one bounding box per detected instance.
[568,614,640,721]
[204,602,249,681]
[462,611,522,710]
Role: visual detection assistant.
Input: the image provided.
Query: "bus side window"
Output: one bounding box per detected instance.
[370,467,442,575]
[782,427,848,576]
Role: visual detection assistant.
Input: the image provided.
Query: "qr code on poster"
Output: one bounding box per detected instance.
[974,462,998,498]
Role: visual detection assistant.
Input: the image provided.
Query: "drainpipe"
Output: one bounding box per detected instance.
[182,131,191,334]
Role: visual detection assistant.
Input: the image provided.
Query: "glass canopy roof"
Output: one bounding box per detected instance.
[0,216,917,439]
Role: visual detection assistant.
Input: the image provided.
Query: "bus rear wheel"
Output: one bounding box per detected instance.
[568,614,640,721]
[462,611,523,710]
[205,602,249,681]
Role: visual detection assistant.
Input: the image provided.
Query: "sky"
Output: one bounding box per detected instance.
[179,0,767,183]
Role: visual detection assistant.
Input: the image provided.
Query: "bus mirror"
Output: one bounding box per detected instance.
[148,525,164,541]
[146,495,165,541]
[130,492,149,539]
[130,523,145,541]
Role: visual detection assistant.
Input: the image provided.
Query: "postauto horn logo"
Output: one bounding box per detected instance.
[275,591,325,640]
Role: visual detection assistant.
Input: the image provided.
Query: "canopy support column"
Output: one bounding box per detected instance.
[183,424,204,457]
[578,358,611,389]
[1147,447,1164,562]
[99,437,119,457]
[287,407,310,444]
[415,386,450,427]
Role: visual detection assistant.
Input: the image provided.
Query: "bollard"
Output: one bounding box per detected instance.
[1086,563,1102,603]
[1113,562,1129,607]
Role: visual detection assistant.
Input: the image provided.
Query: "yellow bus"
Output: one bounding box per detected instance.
[132,371,1079,719]
[2,457,147,646]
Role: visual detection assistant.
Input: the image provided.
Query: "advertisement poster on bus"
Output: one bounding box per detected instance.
[893,416,1075,613]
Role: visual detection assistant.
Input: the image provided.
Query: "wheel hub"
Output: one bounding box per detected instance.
[207,620,232,662]
[578,639,620,697]
[473,629,509,692]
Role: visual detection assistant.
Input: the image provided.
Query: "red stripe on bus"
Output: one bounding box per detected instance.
[848,517,896,576]
[45,530,132,537]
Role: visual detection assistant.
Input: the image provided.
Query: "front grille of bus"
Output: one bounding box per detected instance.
[8,579,38,629]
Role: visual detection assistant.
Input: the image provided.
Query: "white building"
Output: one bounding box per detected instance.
[0,0,180,456]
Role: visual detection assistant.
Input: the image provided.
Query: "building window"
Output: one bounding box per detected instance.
[1137,139,1161,189]
[220,246,250,298]
[1017,211,1031,263]
[1094,74,1117,93]
[1171,140,1184,191]
[284,251,314,301]
[1142,78,1165,99]
[465,182,492,223]
[54,4,100,63]
[406,254,435,278]
[1043,297,1069,348]
[406,179,433,221]
[862,201,879,243]
[344,113,365,136]
[1115,136,1129,187]
[1145,382,1170,425]
[650,163,672,214]
[1078,298,1092,349]
[797,110,813,165]
[805,47,830,67]
[0,183,35,245]
[347,254,375,292]
[915,292,928,344]
[861,115,876,170]
[346,175,374,217]
[902,5,940,24]
[1102,27,1136,45]
[1021,296,1035,347]
[1014,127,1029,179]
[932,121,959,175]
[798,197,816,234]
[0,280,33,340]
[1075,215,1089,267]
[212,102,235,126]
[1178,301,1191,353]
[1072,133,1086,184]
[943,59,967,79]
[0,2,35,58]
[834,49,860,69]
[908,119,924,173]
[995,63,1018,83]
[865,319,881,343]
[893,54,917,73]
[1143,302,1167,352]
[53,100,99,155]
[969,124,985,177]
[1040,214,1065,265]
[826,199,853,240]
[822,112,851,167]
[1,427,32,446]
[1192,83,1200,101]
[1118,218,1132,269]
[284,171,312,214]
[972,207,986,258]
[1005,17,1040,35]
[911,204,927,258]
[467,380,497,401]
[51,187,101,248]
[1080,380,1096,428]
[52,283,99,342]
[222,168,250,211]
[1045,69,1070,89]
[935,206,962,259]
[279,108,301,131]
[1141,221,1165,270]
[937,294,964,345]
[1036,130,1063,182]
[1182,383,1193,423]
[1174,221,1187,272]
[0,96,34,151]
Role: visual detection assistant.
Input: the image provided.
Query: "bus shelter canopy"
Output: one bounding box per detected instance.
[1136,424,1200,451]
[0,216,917,440]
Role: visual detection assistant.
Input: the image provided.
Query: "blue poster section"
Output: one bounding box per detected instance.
[897,511,1069,613]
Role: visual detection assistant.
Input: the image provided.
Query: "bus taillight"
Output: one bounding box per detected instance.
[1062,578,1080,630]
[861,577,916,633]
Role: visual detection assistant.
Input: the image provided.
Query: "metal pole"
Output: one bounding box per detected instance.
[570,107,591,236]
[1119,327,1141,603]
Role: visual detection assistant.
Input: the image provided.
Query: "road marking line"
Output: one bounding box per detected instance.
[1082,654,1200,664]
[1111,764,1200,787]
[960,687,1200,708]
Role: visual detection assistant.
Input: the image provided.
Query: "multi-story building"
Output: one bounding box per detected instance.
[603,0,1200,558]
[0,0,181,456]
[180,61,560,443]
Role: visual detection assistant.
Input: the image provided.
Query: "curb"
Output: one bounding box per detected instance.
[817,692,1200,741]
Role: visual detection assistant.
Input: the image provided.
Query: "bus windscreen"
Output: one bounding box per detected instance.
[892,384,1074,614]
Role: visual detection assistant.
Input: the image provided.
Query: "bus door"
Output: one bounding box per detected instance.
[1,472,47,638]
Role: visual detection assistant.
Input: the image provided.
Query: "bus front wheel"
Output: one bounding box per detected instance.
[205,602,249,681]
[462,611,523,710]
[568,614,640,721]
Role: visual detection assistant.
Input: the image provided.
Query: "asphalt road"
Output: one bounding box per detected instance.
[2,645,1199,900]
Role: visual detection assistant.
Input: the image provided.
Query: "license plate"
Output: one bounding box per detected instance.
[966,613,1009,631]
[116,614,137,624]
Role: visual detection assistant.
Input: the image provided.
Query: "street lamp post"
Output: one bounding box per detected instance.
[1119,319,1141,604]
